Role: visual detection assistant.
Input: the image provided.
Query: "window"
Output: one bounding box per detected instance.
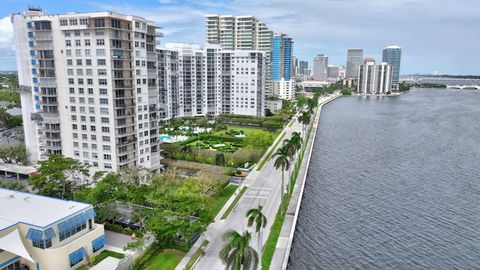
[96,49,106,56]
[75,40,81,46]
[92,235,106,252]
[99,88,108,95]
[65,40,71,47]
[60,19,68,26]
[97,59,106,65]
[79,18,88,25]
[104,163,112,169]
[99,98,108,105]
[98,69,107,76]
[69,18,78,26]
[66,50,72,57]
[94,18,105,28]
[99,79,107,85]
[69,247,86,267]
[101,127,110,133]
[102,136,110,142]
[84,39,90,46]
[96,39,105,46]
[103,154,111,160]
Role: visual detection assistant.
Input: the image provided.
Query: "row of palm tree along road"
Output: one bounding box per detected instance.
[218,99,318,269]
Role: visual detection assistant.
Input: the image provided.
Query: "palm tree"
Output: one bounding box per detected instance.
[246,205,267,265]
[298,111,311,140]
[307,97,318,114]
[273,144,291,215]
[220,230,259,270]
[289,132,303,154]
[0,107,10,126]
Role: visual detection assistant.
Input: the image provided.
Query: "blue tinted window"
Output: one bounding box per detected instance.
[27,22,32,28]
[32,78,38,83]
[34,95,39,100]
[32,69,37,74]
[34,87,39,92]
[29,41,34,47]
[28,32,33,38]
[35,104,41,110]
[30,50,35,56]
[31,60,36,65]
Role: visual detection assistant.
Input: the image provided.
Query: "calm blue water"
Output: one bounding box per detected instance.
[289,89,480,270]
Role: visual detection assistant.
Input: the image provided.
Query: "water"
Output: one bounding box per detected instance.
[289,89,480,270]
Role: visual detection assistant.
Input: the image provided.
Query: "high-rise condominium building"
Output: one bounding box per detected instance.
[271,33,295,100]
[291,56,298,78]
[12,9,163,172]
[346,49,364,79]
[313,54,328,81]
[357,59,392,94]
[298,60,308,76]
[157,43,265,118]
[382,45,402,84]
[327,66,340,79]
[205,15,273,96]
[272,33,293,80]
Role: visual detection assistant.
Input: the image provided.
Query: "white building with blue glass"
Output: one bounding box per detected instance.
[0,188,105,270]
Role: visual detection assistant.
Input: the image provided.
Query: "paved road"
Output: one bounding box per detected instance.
[177,95,337,270]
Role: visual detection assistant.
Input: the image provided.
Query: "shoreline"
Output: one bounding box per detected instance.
[270,93,341,270]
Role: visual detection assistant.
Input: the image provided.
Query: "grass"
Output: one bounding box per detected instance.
[95,250,125,264]
[185,240,210,270]
[256,132,285,171]
[262,201,287,270]
[146,249,185,270]
[221,186,248,220]
[208,184,238,216]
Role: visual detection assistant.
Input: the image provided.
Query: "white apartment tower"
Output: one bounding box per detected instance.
[357,60,393,94]
[205,15,273,97]
[12,8,163,172]
[158,43,265,118]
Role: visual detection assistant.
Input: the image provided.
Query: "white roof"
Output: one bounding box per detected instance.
[0,229,35,262]
[385,45,401,49]
[0,162,37,175]
[0,188,91,231]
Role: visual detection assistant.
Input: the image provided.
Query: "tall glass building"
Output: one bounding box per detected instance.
[272,33,293,80]
[382,45,402,84]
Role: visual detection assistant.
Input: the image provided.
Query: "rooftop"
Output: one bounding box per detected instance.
[0,188,91,231]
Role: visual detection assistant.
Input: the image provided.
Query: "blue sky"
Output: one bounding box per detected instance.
[0,0,479,75]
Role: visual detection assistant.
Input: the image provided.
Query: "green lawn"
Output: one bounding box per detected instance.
[262,203,287,270]
[185,240,210,270]
[221,186,248,219]
[256,132,285,171]
[207,184,238,217]
[95,250,125,264]
[146,249,185,270]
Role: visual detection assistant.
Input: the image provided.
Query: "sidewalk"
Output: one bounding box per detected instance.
[270,94,341,270]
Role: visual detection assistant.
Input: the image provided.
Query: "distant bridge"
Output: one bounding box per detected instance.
[446,85,480,89]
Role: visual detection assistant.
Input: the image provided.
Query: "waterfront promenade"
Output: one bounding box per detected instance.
[175,93,341,270]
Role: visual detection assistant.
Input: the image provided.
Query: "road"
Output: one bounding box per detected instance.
[176,94,338,270]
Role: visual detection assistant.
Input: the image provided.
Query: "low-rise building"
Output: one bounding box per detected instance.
[0,188,105,270]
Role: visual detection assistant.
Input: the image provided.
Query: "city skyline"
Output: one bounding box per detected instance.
[0,0,479,75]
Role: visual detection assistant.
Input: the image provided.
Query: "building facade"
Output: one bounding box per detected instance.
[313,54,328,81]
[382,45,402,84]
[158,43,266,118]
[357,60,393,94]
[12,9,163,172]
[273,78,295,100]
[205,15,273,96]
[327,66,340,79]
[0,188,104,270]
[272,33,293,81]
[346,48,364,79]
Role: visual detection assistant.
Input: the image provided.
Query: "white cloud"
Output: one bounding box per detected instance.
[0,16,14,55]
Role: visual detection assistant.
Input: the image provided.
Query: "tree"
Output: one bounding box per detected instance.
[0,107,9,126]
[180,144,194,155]
[244,130,273,149]
[265,108,273,117]
[246,205,267,265]
[0,144,28,165]
[215,152,226,166]
[273,144,291,214]
[29,154,89,200]
[307,98,318,114]
[219,230,259,270]
[298,111,311,140]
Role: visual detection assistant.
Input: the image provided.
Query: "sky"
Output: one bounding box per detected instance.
[0,0,479,75]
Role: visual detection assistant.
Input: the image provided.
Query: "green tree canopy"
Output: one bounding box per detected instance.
[0,144,28,165]
[29,154,89,200]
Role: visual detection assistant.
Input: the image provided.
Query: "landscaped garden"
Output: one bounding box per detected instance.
[160,116,286,168]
